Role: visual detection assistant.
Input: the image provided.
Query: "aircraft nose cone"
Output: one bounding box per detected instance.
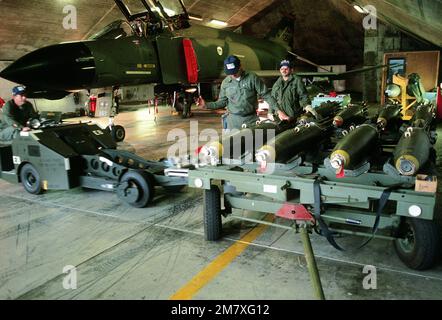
[0,42,96,91]
[0,65,12,79]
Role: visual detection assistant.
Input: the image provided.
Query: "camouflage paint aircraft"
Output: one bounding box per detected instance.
[0,0,395,102]
[0,0,292,100]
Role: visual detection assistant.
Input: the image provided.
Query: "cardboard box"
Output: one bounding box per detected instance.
[415,175,438,193]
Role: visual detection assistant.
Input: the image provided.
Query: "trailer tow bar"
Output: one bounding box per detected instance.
[277,203,325,300]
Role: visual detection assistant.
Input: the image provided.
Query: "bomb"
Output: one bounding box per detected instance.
[333,104,368,128]
[411,104,434,128]
[199,121,293,165]
[298,101,342,125]
[256,123,326,167]
[376,104,402,129]
[393,127,432,176]
[329,124,379,174]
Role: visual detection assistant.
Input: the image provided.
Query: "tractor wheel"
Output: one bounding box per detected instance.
[20,163,43,195]
[111,125,126,142]
[117,171,155,208]
[204,185,222,241]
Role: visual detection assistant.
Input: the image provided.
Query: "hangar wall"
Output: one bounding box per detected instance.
[242,0,441,102]
[0,61,15,100]
[241,0,365,97]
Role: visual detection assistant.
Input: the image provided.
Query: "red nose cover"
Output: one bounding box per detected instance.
[183,38,199,84]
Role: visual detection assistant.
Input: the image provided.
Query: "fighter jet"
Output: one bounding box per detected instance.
[0,0,293,100]
[0,0,398,101]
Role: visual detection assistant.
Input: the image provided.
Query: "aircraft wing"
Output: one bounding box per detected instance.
[296,63,404,80]
[253,70,281,77]
[254,63,403,79]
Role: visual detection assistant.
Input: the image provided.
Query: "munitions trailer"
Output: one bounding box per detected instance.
[187,161,440,270]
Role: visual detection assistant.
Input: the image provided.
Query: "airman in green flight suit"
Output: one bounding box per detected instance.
[197,55,278,130]
[271,59,311,122]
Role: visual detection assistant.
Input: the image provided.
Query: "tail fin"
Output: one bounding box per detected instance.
[266,16,294,49]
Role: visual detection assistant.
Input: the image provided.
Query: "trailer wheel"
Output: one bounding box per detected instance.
[20,163,43,195]
[117,171,155,208]
[394,218,441,270]
[111,125,126,142]
[204,185,222,241]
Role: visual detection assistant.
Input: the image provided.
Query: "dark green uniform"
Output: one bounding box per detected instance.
[207,71,277,130]
[0,100,37,141]
[271,74,310,119]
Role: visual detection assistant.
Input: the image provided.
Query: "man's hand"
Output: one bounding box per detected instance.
[277,110,290,121]
[21,127,31,132]
[196,96,207,109]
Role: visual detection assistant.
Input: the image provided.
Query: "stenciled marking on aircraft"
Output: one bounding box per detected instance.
[126,71,152,75]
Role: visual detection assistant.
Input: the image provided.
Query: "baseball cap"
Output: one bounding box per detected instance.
[280,60,292,68]
[12,86,26,96]
[224,55,241,75]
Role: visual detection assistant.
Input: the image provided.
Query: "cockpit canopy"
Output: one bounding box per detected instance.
[115,0,189,24]
[90,1,190,40]
[89,20,135,40]
[120,0,187,18]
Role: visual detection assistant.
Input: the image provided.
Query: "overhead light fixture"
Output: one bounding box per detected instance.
[353,4,366,13]
[209,19,228,27]
[189,14,203,21]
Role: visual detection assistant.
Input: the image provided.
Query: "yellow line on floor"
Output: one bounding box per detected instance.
[170,215,274,300]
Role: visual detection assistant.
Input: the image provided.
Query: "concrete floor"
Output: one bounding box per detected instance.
[0,106,441,300]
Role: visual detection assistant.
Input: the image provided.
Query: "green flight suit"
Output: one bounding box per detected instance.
[0,100,37,141]
[271,74,311,120]
[207,71,277,130]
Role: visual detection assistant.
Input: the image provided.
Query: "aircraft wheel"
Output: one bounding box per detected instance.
[204,185,222,241]
[394,217,441,270]
[20,163,43,195]
[117,171,155,208]
[111,125,126,142]
[182,96,192,119]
